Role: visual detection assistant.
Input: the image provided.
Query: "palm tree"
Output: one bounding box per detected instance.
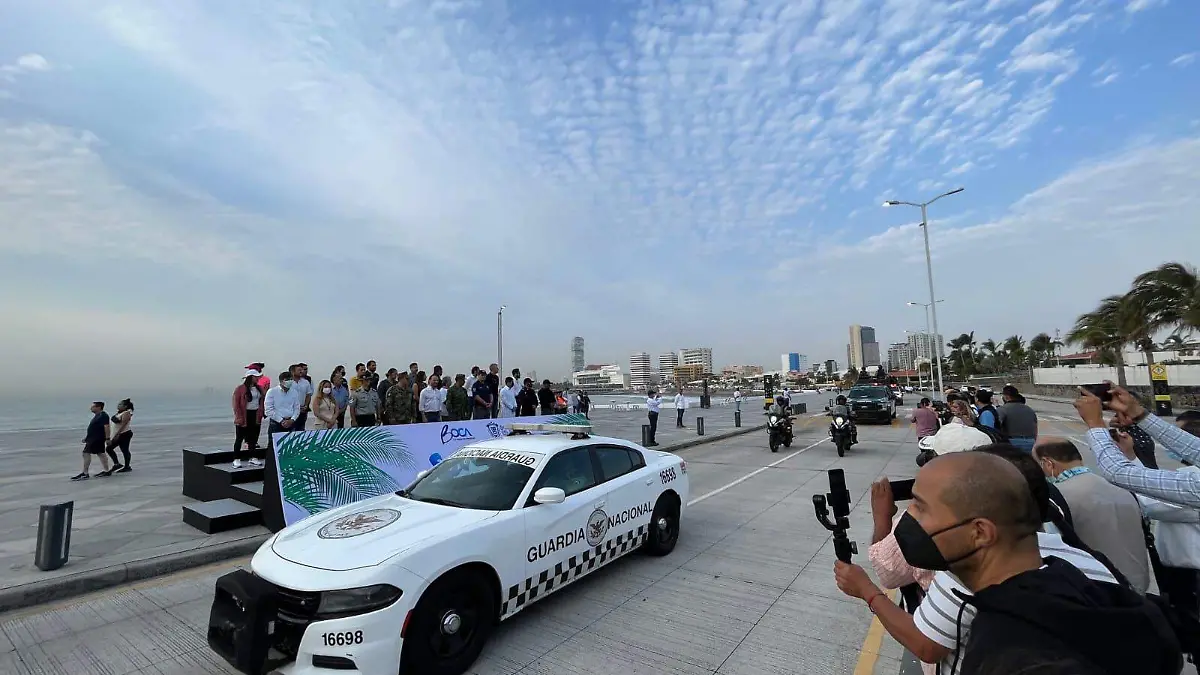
[1129,262,1200,339]
[1066,295,1142,387]
[1003,335,1026,372]
[1030,333,1053,368]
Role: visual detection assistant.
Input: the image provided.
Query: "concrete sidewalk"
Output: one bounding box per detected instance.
[0,396,792,612]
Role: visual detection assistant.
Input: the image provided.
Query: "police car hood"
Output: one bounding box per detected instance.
[271,494,498,571]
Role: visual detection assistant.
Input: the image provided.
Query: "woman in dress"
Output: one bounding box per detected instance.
[310,380,339,430]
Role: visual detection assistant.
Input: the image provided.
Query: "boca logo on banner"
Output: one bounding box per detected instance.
[270,413,591,526]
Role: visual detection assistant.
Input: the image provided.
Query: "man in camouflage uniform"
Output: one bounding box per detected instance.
[384,372,414,425]
[446,373,471,421]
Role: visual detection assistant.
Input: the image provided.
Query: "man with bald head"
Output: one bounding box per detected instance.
[1034,436,1150,593]
[836,450,1179,675]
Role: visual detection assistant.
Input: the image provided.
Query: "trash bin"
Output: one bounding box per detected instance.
[35,501,74,571]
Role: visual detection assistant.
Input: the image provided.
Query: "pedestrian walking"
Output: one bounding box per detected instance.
[232,371,265,467]
[645,390,661,446]
[105,398,135,473]
[579,392,591,420]
[72,401,112,480]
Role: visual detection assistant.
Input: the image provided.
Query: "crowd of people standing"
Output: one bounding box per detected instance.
[228,361,593,468]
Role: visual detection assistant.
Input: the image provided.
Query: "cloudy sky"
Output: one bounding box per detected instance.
[1,0,1198,395]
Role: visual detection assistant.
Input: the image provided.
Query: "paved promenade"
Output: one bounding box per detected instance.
[0,395,789,610]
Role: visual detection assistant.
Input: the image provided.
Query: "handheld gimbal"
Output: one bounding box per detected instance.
[812,468,857,563]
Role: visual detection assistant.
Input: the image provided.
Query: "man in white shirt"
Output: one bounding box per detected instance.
[262,371,303,466]
[419,375,446,423]
[674,391,688,428]
[499,377,518,418]
[290,363,314,431]
[733,389,743,413]
[645,390,661,446]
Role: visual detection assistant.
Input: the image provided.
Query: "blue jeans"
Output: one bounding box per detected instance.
[1010,436,1036,453]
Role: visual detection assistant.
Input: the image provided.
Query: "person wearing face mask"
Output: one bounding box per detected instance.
[264,371,303,444]
[1034,437,1150,594]
[310,380,338,430]
[834,451,1169,675]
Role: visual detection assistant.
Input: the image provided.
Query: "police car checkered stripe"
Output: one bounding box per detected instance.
[501,524,648,615]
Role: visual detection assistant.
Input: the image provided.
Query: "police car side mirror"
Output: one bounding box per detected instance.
[533,487,566,505]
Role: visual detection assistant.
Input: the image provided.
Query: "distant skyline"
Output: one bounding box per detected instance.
[2,1,1198,396]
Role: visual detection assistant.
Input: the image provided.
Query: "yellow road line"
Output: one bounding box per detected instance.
[854,589,897,675]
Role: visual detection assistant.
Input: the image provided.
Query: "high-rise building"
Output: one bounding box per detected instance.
[629,352,653,391]
[679,347,713,374]
[887,343,914,371]
[848,325,881,369]
[825,359,838,375]
[673,364,704,384]
[571,337,585,374]
[780,353,810,373]
[906,332,945,365]
[659,352,679,373]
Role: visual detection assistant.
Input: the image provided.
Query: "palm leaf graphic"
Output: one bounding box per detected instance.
[546,413,592,427]
[277,426,418,519]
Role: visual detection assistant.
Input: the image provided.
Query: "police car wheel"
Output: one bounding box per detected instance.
[400,570,495,675]
[644,495,680,556]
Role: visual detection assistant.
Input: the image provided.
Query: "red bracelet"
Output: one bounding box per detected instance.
[866,593,885,613]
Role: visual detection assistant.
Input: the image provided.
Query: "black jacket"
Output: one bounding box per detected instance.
[516,388,538,416]
[961,557,1182,675]
[537,386,555,410]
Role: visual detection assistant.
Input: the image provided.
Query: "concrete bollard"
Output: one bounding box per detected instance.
[697,417,705,436]
[641,424,651,446]
[35,501,74,571]
[735,410,741,427]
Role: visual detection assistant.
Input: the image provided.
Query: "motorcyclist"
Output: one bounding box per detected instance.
[829,395,858,445]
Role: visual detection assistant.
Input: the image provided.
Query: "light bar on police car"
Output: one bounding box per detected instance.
[507,423,592,434]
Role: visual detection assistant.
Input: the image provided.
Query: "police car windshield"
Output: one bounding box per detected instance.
[849,386,888,398]
[404,452,542,511]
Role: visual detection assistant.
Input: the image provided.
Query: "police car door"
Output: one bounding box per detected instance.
[520,447,605,604]
[590,445,655,551]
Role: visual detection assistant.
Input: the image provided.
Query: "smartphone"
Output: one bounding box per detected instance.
[889,478,915,502]
[1082,383,1113,403]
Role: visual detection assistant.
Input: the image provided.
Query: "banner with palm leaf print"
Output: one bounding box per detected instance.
[271,413,591,526]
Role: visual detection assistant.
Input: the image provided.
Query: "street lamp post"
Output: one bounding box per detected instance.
[885,187,963,400]
[907,300,944,397]
[497,305,506,378]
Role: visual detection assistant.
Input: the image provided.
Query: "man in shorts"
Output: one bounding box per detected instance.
[72,401,112,480]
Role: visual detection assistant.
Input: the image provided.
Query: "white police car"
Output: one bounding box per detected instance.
[207,423,689,675]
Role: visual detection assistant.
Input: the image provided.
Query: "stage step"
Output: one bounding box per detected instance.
[182,499,262,534]
[182,447,265,501]
[231,481,264,509]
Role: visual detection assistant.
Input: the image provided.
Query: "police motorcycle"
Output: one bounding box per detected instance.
[765,401,794,453]
[825,395,857,458]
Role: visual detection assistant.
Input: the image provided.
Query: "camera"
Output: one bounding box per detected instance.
[812,468,857,563]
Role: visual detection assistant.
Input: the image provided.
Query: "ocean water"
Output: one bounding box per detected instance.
[0,392,727,434]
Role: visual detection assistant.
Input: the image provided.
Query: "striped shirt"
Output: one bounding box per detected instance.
[1090,413,1200,508]
[913,532,1117,672]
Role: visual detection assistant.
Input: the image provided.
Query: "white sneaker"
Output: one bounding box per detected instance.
[232,459,243,468]
[249,457,264,466]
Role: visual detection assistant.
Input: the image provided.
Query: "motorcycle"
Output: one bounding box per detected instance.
[767,411,793,453]
[829,413,853,457]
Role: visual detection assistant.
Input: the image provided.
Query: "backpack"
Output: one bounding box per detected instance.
[974,406,1009,443]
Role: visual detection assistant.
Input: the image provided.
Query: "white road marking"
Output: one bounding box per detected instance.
[688,437,827,506]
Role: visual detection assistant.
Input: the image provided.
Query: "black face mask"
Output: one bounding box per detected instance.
[893,511,980,571]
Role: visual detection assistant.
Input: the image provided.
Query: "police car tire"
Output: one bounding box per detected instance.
[399,569,496,675]
[643,494,680,556]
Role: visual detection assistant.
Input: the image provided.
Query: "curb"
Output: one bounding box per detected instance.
[1,420,767,614]
[0,533,269,614]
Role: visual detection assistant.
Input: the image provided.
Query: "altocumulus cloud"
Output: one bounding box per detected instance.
[0,0,1196,395]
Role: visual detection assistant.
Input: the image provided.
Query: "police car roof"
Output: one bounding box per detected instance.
[467,433,643,456]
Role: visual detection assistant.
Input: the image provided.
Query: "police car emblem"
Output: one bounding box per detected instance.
[585,509,609,547]
[318,508,401,539]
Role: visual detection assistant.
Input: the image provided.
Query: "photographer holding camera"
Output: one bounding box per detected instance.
[835,449,1177,674]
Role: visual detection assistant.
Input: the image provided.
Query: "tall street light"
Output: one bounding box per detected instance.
[907,299,945,393]
[885,187,964,399]
[497,305,506,378]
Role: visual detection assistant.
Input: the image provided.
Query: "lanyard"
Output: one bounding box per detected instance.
[1051,466,1090,484]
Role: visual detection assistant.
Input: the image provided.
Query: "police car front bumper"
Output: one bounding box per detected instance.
[207,569,417,675]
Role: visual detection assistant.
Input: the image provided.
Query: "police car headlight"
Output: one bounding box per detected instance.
[316,584,403,620]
